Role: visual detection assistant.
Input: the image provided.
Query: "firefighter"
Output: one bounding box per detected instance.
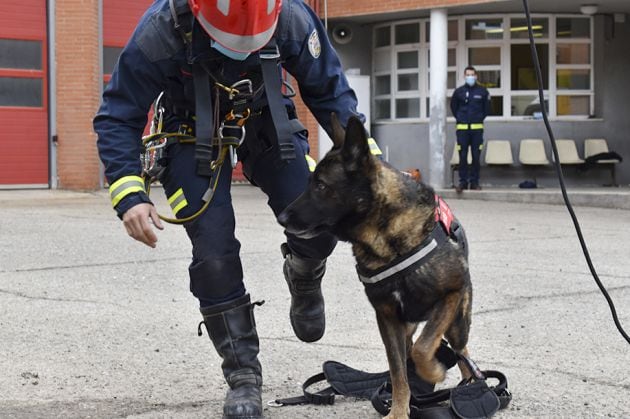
[450,66,491,192]
[93,1,365,417]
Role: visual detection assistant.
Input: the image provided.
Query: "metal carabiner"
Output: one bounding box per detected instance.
[229,79,253,100]
[150,92,165,135]
[218,122,247,146]
[229,146,238,168]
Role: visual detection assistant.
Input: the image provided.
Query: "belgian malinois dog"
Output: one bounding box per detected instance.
[278,115,473,419]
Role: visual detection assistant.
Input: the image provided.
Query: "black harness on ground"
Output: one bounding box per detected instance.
[269,340,511,419]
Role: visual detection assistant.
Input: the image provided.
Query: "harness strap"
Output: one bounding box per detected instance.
[259,38,296,161]
[192,63,215,177]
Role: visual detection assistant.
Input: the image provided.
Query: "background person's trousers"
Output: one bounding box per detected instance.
[456,129,484,186]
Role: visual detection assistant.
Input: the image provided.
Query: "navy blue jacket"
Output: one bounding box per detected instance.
[93,0,362,214]
[450,83,490,125]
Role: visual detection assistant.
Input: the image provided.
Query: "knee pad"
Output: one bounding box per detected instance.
[189,255,245,305]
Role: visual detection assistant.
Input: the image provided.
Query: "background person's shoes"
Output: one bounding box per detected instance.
[470,184,482,191]
[455,183,468,193]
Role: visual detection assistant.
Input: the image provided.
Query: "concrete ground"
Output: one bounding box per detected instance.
[0,185,629,418]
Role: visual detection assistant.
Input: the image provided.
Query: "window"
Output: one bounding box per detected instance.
[0,39,44,108]
[372,14,594,122]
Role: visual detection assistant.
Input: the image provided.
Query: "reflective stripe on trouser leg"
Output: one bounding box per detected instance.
[243,126,336,261]
[456,130,471,186]
[469,130,484,186]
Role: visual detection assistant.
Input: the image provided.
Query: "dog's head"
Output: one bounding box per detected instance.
[278,114,376,240]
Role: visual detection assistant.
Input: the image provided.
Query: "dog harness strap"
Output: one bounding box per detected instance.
[269,372,336,406]
[357,224,449,285]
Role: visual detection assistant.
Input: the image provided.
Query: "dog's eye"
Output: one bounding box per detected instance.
[315,181,327,192]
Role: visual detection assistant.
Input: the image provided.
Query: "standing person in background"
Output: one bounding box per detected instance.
[450,66,490,192]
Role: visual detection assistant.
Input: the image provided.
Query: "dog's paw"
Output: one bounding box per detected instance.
[385,409,410,419]
[414,358,446,384]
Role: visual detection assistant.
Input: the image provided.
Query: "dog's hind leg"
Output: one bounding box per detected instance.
[375,307,410,419]
[445,285,473,380]
[410,291,462,383]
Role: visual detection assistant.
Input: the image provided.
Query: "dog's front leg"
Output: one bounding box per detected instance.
[375,308,410,419]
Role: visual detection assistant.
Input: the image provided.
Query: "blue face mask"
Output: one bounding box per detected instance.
[211,41,251,61]
[465,75,477,86]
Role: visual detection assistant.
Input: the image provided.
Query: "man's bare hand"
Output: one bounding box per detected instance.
[122,203,164,248]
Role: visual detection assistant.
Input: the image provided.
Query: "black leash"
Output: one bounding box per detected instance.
[522,0,630,345]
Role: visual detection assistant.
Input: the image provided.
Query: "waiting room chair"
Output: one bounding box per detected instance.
[450,143,472,188]
[553,139,584,164]
[519,139,549,165]
[584,138,621,186]
[484,140,514,165]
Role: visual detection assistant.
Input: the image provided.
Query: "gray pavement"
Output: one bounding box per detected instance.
[1,186,629,418]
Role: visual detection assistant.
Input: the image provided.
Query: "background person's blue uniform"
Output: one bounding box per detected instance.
[450,82,490,188]
[93,0,363,308]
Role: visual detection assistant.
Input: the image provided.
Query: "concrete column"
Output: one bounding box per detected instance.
[429,8,448,189]
[56,0,101,189]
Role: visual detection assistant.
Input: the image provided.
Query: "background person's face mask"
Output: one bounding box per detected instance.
[465,75,477,86]
[212,41,251,61]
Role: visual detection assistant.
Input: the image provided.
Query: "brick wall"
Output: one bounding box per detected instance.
[56,0,101,190]
[325,0,496,18]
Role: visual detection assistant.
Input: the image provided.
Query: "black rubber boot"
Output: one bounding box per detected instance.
[199,294,263,419]
[281,243,326,343]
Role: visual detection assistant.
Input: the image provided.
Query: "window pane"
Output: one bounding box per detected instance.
[398,51,418,69]
[511,95,548,116]
[395,23,419,44]
[557,69,590,90]
[466,19,504,40]
[511,44,549,90]
[396,98,420,118]
[0,77,43,107]
[448,48,456,67]
[375,99,391,119]
[557,95,590,115]
[468,47,501,65]
[510,18,548,39]
[0,39,42,70]
[477,70,501,88]
[375,26,391,47]
[426,20,459,42]
[374,50,391,72]
[489,96,503,116]
[557,18,590,38]
[557,44,590,64]
[398,74,418,91]
[448,72,456,89]
[375,75,391,95]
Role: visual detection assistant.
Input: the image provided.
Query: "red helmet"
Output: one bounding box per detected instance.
[188,0,283,53]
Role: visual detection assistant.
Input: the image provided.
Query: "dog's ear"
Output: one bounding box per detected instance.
[342,116,372,171]
[330,113,345,149]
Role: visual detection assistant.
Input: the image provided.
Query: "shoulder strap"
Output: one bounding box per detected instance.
[169,0,193,46]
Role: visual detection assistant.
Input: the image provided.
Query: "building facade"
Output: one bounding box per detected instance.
[0,0,628,189]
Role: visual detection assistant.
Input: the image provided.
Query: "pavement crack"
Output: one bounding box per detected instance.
[0,288,123,306]
[0,257,187,274]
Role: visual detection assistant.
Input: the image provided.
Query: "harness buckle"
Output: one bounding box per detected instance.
[260,45,280,60]
[229,79,253,101]
[219,122,246,145]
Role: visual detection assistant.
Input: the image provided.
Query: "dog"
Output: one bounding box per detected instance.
[278,115,473,419]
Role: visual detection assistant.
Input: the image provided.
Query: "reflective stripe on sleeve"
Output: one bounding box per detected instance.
[305,155,317,172]
[109,176,145,208]
[167,188,188,216]
[367,137,383,155]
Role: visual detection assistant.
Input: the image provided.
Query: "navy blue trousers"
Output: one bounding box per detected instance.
[160,111,336,308]
[456,129,484,187]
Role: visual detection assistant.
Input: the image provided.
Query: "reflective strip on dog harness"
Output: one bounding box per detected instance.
[358,239,438,284]
[367,137,383,156]
[456,123,484,130]
[109,175,145,207]
[167,188,188,215]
